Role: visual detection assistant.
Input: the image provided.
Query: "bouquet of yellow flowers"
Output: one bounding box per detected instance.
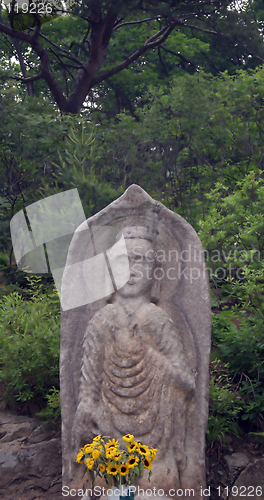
[76,433,157,489]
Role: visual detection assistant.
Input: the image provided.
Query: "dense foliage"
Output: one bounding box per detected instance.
[201,172,264,433]
[87,67,264,231]
[0,278,60,414]
[0,7,264,438]
[1,0,264,113]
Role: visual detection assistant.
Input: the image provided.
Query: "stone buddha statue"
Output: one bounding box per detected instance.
[60,185,211,499]
[71,226,195,492]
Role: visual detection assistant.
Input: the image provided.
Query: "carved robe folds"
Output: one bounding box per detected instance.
[72,302,195,491]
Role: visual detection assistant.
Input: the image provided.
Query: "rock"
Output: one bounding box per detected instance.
[0,409,264,500]
[0,411,61,499]
[223,452,250,485]
[230,459,264,500]
[224,452,249,469]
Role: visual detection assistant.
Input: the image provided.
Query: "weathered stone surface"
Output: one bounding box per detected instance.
[224,452,249,469]
[0,411,61,499]
[60,185,211,498]
[230,459,264,500]
[0,410,264,500]
[223,452,250,485]
[206,433,264,500]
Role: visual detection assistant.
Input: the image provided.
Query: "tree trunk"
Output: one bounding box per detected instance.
[12,38,34,97]
[64,9,118,114]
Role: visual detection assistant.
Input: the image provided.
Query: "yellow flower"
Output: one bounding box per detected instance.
[127,455,139,469]
[143,457,152,470]
[105,438,119,449]
[112,452,122,462]
[86,458,94,470]
[137,443,150,457]
[106,463,119,476]
[127,441,138,453]
[92,449,101,460]
[106,448,117,459]
[122,434,134,443]
[83,443,94,454]
[76,450,84,464]
[150,447,157,460]
[99,463,105,473]
[119,463,130,476]
[93,435,102,442]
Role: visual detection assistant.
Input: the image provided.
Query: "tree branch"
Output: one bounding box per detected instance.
[50,48,86,69]
[182,22,222,36]
[65,41,89,57]
[92,22,177,85]
[158,46,169,76]
[50,48,75,79]
[160,44,196,69]
[82,26,90,46]
[0,20,66,104]
[31,42,67,112]
[113,17,157,30]
[145,23,172,45]
[12,72,43,83]
[0,21,67,112]
[31,13,41,41]
[12,37,34,95]
[0,22,32,43]
[184,18,264,63]
[30,29,85,66]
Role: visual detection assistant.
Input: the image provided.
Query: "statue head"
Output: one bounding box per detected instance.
[114,225,161,303]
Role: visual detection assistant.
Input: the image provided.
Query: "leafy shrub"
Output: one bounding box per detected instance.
[0,278,60,411]
[199,171,264,315]
[211,311,264,431]
[207,360,243,446]
[36,386,61,423]
[200,172,264,433]
[212,311,264,380]
[218,314,264,380]
[239,382,264,430]
[0,252,8,268]
[0,283,23,301]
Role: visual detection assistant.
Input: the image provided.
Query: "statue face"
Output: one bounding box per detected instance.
[117,238,155,298]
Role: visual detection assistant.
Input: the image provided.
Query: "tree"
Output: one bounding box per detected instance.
[1,0,264,114]
[53,120,124,217]
[0,82,73,257]
[89,66,264,229]
[179,1,264,76]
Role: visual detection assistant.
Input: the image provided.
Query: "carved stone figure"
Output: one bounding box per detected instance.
[60,185,211,499]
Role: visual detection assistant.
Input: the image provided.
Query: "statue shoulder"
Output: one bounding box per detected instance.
[141,302,174,324]
[87,303,115,330]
